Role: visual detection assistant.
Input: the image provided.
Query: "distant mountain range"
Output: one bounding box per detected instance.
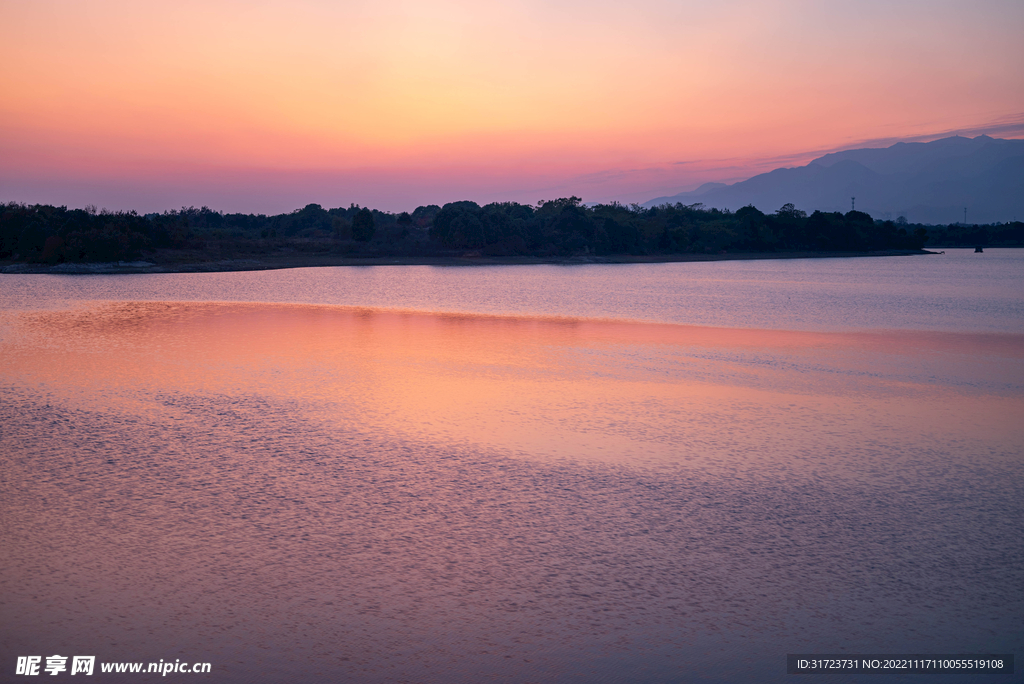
[643,135,1024,224]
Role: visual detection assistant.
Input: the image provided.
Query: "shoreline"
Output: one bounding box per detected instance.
[1,249,939,275]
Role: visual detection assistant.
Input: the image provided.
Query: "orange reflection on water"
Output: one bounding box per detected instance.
[6,301,1022,478]
[3,300,1024,683]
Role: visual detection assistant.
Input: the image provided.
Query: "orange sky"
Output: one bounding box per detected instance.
[2,0,1022,212]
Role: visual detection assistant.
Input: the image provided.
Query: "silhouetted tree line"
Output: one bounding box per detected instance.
[4,197,1002,265]
[0,202,429,263]
[920,220,1024,247]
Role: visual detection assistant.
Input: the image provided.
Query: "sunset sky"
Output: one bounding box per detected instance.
[2,0,1022,213]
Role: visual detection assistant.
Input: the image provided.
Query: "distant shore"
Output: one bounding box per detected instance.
[1,249,940,274]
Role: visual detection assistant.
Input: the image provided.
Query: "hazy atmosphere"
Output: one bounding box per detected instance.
[2,2,1022,683]
[2,0,1022,212]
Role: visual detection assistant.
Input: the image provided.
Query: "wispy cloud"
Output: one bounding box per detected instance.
[652,113,1024,197]
[795,113,1024,161]
[523,113,1024,206]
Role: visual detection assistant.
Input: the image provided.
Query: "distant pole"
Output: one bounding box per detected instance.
[851,197,855,211]
[964,207,967,225]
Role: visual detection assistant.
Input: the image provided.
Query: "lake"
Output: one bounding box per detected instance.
[1,249,1021,682]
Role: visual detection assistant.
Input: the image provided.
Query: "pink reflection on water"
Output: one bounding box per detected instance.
[2,302,1022,683]
[7,301,1023,474]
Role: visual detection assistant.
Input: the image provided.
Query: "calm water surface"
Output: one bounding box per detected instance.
[2,251,1022,682]
[2,249,1022,332]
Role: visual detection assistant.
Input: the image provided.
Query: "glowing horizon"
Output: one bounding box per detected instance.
[2,0,1022,213]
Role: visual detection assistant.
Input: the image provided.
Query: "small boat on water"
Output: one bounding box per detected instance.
[975,246,984,253]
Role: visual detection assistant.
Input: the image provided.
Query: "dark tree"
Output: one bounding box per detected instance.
[431,201,483,248]
[352,208,375,242]
[736,204,768,249]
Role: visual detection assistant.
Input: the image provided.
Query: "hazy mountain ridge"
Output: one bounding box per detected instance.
[645,135,1024,224]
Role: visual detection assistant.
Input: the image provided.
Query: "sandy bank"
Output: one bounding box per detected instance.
[1,249,937,274]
